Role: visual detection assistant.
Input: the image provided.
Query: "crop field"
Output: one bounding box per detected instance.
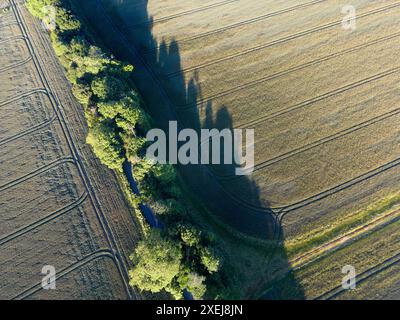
[0,0,143,299]
[69,0,400,299]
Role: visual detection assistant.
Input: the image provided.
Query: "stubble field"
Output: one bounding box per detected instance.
[81,0,400,299]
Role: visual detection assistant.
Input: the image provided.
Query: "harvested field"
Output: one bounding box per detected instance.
[334,258,400,299]
[24,256,128,300]
[74,0,400,299]
[0,0,143,299]
[294,215,400,299]
[0,91,53,142]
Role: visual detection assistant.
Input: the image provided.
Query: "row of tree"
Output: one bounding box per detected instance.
[27,0,223,299]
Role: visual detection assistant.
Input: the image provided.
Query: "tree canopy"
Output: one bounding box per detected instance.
[129,230,182,293]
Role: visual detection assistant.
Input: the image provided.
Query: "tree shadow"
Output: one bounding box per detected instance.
[74,0,305,299]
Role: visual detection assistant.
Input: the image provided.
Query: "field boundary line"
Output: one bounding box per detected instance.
[166,2,400,78]
[0,192,88,246]
[12,249,115,300]
[176,32,400,110]
[0,156,75,192]
[142,0,327,54]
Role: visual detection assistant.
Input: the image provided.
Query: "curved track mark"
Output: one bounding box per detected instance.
[0,56,32,73]
[12,249,116,300]
[0,192,88,246]
[215,156,400,214]
[0,157,75,193]
[0,88,48,107]
[0,33,24,44]
[0,112,56,146]
[0,20,19,29]
[276,157,400,215]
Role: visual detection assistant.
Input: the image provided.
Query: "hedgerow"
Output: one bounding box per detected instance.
[27,0,222,299]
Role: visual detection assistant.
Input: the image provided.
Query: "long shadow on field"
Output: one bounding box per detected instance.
[74,0,305,299]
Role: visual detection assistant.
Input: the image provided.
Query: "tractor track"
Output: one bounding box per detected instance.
[212,66,400,180]
[12,249,116,300]
[0,192,88,246]
[0,88,47,107]
[0,88,55,145]
[142,0,328,54]
[214,156,400,215]
[0,56,32,73]
[176,31,400,110]
[315,251,400,300]
[93,0,400,222]
[166,2,400,78]
[10,0,133,298]
[291,209,400,270]
[276,157,400,216]
[0,33,24,43]
[0,156,75,193]
[126,0,239,29]
[0,112,56,146]
[251,107,400,173]
[0,20,18,28]
[253,208,400,299]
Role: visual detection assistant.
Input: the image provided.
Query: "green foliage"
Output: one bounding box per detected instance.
[27,0,80,34]
[49,32,68,56]
[180,225,202,247]
[27,0,60,19]
[55,7,80,32]
[200,247,221,274]
[123,136,148,162]
[86,122,124,171]
[186,273,207,299]
[91,75,128,101]
[129,230,182,293]
[152,164,177,185]
[71,83,92,106]
[97,96,144,128]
